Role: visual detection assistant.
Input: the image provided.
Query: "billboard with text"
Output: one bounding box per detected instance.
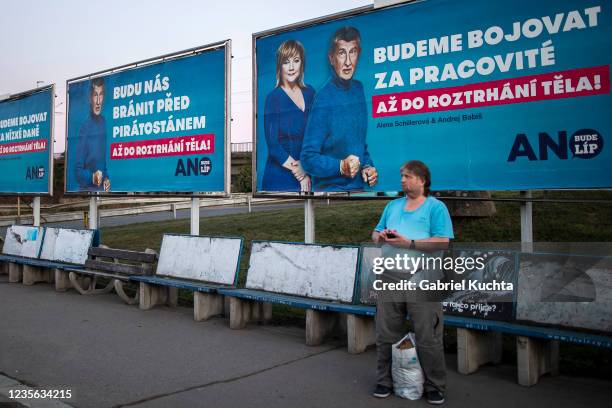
[254,0,611,193]
[0,86,54,194]
[66,41,230,194]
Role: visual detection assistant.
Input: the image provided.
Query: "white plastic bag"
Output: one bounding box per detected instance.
[391,332,424,400]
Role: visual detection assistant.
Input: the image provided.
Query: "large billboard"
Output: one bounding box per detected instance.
[65,41,230,194]
[254,0,611,193]
[0,86,54,194]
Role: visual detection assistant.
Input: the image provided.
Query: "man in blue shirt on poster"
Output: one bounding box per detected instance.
[75,77,111,191]
[301,26,378,192]
[372,160,453,405]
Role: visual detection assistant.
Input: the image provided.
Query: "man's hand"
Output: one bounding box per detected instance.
[300,174,311,192]
[291,160,307,182]
[340,155,360,178]
[361,166,378,187]
[92,170,103,187]
[103,178,111,192]
[380,229,412,248]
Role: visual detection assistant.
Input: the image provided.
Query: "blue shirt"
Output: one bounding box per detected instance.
[75,113,108,191]
[375,196,454,239]
[262,85,315,191]
[301,76,373,192]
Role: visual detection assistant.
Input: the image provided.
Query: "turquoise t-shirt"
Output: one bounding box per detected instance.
[375,196,454,239]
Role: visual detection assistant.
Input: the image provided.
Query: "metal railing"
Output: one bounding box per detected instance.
[231,142,252,153]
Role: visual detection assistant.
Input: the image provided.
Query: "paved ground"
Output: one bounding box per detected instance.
[1,274,610,408]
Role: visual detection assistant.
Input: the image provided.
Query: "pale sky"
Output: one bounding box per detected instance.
[0,0,371,152]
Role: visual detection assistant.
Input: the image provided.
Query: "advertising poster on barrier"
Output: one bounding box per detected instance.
[0,86,54,194]
[254,0,611,193]
[517,251,612,334]
[65,42,229,194]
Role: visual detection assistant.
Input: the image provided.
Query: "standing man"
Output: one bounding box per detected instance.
[372,160,453,405]
[75,77,111,191]
[300,26,378,192]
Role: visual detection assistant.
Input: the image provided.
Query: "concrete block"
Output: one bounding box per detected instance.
[223,296,231,317]
[517,336,560,386]
[22,265,53,286]
[55,269,71,292]
[194,292,224,321]
[251,302,273,323]
[457,328,503,374]
[167,287,178,308]
[138,283,176,310]
[8,263,23,283]
[347,314,376,354]
[229,297,252,329]
[305,309,340,346]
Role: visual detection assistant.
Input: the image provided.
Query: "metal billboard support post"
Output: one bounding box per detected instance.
[305,199,315,243]
[88,197,98,229]
[520,191,533,252]
[191,197,200,235]
[32,197,41,227]
[16,197,21,225]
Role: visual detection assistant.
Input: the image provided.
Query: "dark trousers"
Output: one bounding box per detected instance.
[375,299,446,393]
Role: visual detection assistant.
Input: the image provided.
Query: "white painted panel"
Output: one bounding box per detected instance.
[2,226,43,258]
[516,253,612,333]
[156,235,242,285]
[246,242,359,302]
[39,228,94,265]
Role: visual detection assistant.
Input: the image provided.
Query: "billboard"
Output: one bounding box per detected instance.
[0,86,54,194]
[254,0,612,193]
[65,41,230,194]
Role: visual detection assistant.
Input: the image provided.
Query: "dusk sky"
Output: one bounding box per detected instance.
[1,0,371,152]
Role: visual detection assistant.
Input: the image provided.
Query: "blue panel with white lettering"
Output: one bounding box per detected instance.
[65,45,227,193]
[0,87,53,194]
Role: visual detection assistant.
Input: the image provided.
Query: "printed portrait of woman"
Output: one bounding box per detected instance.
[262,40,315,192]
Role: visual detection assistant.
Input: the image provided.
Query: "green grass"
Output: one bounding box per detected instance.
[99,192,612,379]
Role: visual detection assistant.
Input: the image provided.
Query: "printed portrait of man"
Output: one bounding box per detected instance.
[74,77,111,191]
[300,26,378,192]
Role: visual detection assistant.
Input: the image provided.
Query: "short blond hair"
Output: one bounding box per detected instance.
[275,40,306,88]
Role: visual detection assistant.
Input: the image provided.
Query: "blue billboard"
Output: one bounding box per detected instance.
[254,0,611,193]
[0,86,54,194]
[66,42,229,194]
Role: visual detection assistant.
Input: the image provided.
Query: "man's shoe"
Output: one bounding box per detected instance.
[425,390,445,405]
[372,385,392,398]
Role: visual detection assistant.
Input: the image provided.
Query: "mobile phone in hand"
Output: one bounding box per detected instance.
[385,231,397,239]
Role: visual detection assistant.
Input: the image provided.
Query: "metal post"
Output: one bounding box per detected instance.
[191,197,200,235]
[247,195,252,213]
[305,199,315,243]
[32,196,41,226]
[88,196,98,229]
[16,197,21,225]
[520,191,533,252]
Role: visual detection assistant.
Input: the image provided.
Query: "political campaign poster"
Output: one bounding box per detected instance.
[254,0,611,193]
[65,41,230,194]
[0,86,54,194]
